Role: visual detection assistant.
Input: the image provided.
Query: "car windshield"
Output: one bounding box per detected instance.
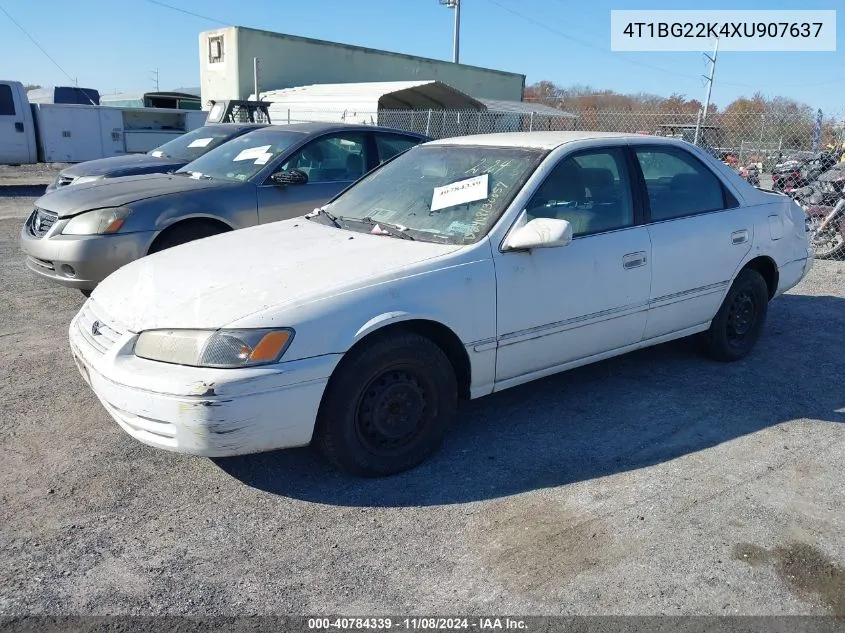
[148,126,253,162]
[321,144,545,244]
[176,129,306,182]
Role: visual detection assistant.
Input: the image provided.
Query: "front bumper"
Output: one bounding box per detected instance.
[19,218,155,290]
[69,301,341,456]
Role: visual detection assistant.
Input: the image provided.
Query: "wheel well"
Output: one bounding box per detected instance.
[148,218,232,254]
[347,320,472,400]
[742,256,779,299]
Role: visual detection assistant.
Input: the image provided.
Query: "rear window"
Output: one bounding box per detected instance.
[0,85,15,116]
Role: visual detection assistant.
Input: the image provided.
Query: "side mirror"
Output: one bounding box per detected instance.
[270,169,308,186]
[503,217,573,252]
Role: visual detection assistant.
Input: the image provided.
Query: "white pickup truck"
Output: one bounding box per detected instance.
[0,80,208,165]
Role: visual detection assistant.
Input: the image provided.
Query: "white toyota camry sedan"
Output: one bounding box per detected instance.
[69,131,814,477]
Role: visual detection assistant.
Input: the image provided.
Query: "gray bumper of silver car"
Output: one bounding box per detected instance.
[19,217,155,290]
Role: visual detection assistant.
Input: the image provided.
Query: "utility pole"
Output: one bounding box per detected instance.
[693,37,718,147]
[253,57,260,99]
[150,68,160,91]
[439,0,461,63]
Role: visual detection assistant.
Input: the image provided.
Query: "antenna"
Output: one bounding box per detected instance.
[693,37,718,147]
[438,0,461,63]
[150,68,160,91]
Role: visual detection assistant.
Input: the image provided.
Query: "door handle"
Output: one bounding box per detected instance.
[731,229,749,245]
[14,122,24,133]
[622,251,648,269]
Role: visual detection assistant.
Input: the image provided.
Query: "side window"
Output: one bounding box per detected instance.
[634,147,728,222]
[375,134,421,163]
[0,85,16,116]
[279,133,367,183]
[525,148,634,237]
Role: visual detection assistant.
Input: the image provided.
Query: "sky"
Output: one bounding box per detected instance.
[1,0,842,113]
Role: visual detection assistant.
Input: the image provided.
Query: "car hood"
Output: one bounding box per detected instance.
[60,154,186,179]
[91,219,463,333]
[36,173,227,218]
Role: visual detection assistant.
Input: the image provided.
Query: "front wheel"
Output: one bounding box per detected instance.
[702,268,769,362]
[808,217,845,259]
[315,331,458,477]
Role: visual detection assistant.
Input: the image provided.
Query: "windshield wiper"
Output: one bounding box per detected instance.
[305,207,341,228]
[342,216,415,240]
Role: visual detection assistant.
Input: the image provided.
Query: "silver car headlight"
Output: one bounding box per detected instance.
[134,328,295,368]
[61,207,132,235]
[73,175,105,186]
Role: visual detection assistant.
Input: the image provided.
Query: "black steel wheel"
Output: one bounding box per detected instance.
[315,330,457,477]
[702,268,769,362]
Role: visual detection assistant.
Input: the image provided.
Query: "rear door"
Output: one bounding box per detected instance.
[0,84,31,164]
[256,131,369,223]
[373,132,425,164]
[632,144,753,340]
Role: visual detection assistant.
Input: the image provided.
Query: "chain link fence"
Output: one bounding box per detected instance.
[272,103,845,262]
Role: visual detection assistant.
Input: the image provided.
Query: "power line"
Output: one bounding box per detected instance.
[142,0,229,26]
[0,2,97,104]
[484,0,699,83]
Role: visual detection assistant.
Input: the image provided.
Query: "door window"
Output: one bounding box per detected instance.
[0,85,15,116]
[279,133,368,183]
[375,133,422,163]
[634,147,731,222]
[525,148,634,237]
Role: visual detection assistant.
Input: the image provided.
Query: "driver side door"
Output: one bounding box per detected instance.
[256,131,370,224]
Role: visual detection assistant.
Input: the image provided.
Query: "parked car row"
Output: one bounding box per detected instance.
[21,123,428,295]
[19,127,814,477]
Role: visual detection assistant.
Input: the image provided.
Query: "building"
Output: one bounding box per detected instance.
[198,26,525,107]
[253,81,577,139]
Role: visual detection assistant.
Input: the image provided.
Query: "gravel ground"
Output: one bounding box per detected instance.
[0,191,844,617]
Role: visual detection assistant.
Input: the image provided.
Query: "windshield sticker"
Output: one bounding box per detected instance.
[150,150,164,157]
[233,145,272,162]
[253,152,274,165]
[371,208,400,221]
[431,173,489,212]
[187,137,214,148]
[446,220,476,235]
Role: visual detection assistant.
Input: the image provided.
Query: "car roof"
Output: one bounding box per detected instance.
[426,131,683,150]
[255,122,428,138]
[202,122,268,131]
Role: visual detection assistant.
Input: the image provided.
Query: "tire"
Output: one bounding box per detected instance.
[148,221,226,254]
[315,331,458,477]
[702,268,769,362]
[80,289,92,298]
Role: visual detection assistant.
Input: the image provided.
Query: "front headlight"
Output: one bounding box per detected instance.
[134,328,295,368]
[61,207,132,235]
[73,175,105,186]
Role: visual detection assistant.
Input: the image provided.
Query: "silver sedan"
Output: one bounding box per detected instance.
[20,122,428,295]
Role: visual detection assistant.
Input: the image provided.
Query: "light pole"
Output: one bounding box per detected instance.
[439,0,461,63]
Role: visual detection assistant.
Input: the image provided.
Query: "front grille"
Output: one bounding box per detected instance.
[76,301,126,356]
[27,208,58,238]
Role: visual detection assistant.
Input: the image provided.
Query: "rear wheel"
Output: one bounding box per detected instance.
[315,331,457,477]
[148,220,228,254]
[702,268,769,362]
